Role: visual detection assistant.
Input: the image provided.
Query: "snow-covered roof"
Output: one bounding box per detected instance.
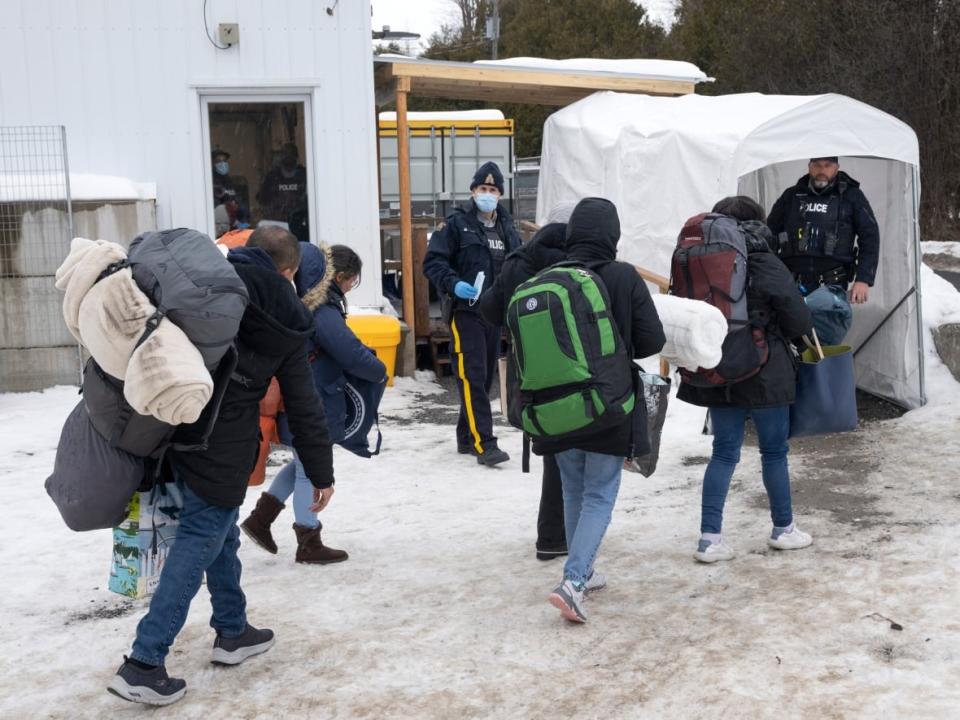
[0,173,157,203]
[379,110,505,121]
[475,57,711,84]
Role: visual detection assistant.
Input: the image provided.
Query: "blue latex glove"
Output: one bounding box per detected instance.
[454,280,480,300]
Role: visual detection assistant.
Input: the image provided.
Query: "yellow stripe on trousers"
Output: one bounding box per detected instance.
[450,316,484,454]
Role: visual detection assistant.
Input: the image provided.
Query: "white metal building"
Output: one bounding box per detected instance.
[0,0,384,308]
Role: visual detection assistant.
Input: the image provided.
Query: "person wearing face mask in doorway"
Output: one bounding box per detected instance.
[423,161,521,467]
[212,149,236,207]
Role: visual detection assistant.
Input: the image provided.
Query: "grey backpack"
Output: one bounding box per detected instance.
[128,228,249,368]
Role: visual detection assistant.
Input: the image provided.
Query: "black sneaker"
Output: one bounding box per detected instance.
[211,623,275,665]
[457,444,476,455]
[536,544,569,561]
[477,447,509,466]
[107,657,187,706]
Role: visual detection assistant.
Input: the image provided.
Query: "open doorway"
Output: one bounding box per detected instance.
[204,98,312,242]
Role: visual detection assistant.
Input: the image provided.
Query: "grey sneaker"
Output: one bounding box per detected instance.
[211,624,275,665]
[548,579,587,623]
[584,570,607,595]
[107,657,186,706]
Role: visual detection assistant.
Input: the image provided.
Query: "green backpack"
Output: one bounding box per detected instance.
[505,262,635,441]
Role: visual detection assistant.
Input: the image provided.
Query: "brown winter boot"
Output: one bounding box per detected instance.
[239,493,285,554]
[293,524,349,564]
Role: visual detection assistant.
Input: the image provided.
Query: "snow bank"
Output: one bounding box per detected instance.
[0,173,156,203]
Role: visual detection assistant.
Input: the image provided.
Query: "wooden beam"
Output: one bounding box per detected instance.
[396,76,415,334]
[633,264,672,377]
[410,81,592,107]
[412,225,431,338]
[390,61,695,97]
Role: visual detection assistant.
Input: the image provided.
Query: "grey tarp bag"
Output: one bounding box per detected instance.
[45,401,147,531]
[127,228,248,369]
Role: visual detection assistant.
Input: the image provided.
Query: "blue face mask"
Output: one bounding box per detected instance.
[214,161,229,176]
[474,192,498,213]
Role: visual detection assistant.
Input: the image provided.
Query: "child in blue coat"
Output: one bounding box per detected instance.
[241,244,387,564]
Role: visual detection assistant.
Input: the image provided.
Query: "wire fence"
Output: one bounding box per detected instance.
[0,126,81,392]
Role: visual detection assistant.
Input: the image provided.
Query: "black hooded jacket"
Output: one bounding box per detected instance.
[478,222,568,325]
[767,170,880,285]
[532,198,666,457]
[678,221,813,410]
[422,200,522,317]
[169,247,335,508]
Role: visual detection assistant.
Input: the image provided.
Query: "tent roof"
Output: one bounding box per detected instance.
[545,92,920,174]
[373,56,706,106]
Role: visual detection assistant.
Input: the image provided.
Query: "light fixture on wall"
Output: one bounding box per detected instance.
[326,0,340,16]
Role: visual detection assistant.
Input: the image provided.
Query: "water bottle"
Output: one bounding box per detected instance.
[469,271,485,306]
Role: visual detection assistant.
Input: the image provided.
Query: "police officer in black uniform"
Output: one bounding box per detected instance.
[767,157,880,321]
[423,161,521,467]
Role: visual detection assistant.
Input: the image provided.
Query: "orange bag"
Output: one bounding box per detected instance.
[248,378,284,486]
[216,228,253,251]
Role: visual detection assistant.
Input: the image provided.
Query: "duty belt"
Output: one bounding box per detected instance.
[793,265,849,293]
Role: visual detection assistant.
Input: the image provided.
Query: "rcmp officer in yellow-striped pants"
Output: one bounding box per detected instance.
[423,161,521,467]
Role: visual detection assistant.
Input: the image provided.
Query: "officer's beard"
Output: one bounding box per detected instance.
[810,176,835,193]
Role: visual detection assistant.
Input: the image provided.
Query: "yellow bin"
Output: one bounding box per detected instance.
[345,314,402,386]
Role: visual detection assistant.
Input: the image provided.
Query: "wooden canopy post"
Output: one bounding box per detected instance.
[396,76,415,335]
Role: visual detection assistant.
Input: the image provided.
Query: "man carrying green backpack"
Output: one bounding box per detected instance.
[505,198,665,623]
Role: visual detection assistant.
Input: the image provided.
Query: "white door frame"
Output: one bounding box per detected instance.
[196,87,317,244]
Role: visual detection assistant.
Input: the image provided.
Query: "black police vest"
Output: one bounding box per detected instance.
[779,184,857,264]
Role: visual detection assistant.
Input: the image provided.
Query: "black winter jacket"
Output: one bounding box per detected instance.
[678,221,813,410]
[423,200,522,317]
[169,247,335,508]
[767,171,880,286]
[478,222,568,325]
[532,198,666,458]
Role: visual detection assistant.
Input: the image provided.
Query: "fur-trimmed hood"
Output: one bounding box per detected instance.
[295,242,336,312]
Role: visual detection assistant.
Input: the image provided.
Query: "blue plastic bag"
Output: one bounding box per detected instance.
[789,344,858,437]
[804,285,853,345]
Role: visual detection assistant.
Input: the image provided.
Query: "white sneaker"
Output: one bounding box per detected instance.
[584,570,606,595]
[548,579,587,623]
[768,525,813,551]
[693,538,735,563]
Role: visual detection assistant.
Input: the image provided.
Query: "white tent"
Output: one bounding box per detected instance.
[538,92,924,409]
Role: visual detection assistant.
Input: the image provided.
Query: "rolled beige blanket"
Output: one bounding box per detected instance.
[55,237,128,344]
[76,267,156,379]
[124,318,213,425]
[652,294,727,371]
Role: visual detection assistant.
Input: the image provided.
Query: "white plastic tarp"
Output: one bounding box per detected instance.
[538,92,924,408]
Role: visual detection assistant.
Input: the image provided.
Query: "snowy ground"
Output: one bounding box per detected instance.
[2,272,960,719]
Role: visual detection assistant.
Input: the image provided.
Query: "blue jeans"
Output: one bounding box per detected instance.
[701,406,793,535]
[268,450,320,529]
[555,449,624,586]
[131,478,247,666]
